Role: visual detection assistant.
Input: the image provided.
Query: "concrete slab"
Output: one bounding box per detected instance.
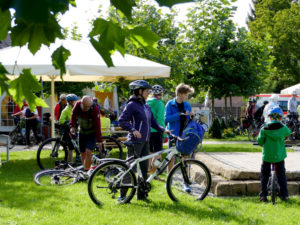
[195,152,300,180]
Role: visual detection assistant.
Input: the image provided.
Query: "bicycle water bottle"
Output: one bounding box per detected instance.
[21,128,26,136]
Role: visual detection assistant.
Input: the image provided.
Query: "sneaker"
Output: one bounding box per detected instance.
[117,196,126,202]
[259,196,268,202]
[182,183,191,193]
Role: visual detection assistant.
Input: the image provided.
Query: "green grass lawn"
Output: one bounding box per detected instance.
[1,150,300,225]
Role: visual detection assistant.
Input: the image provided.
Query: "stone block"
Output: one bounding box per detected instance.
[215,181,246,196]
[245,181,260,194]
[287,182,299,195]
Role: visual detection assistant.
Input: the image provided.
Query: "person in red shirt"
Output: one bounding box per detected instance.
[70,96,102,176]
[54,94,67,121]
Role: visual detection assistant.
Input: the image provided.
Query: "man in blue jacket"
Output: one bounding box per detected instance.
[119,80,169,202]
[165,83,194,192]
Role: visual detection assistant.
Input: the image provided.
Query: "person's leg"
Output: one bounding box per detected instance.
[31,120,41,144]
[84,149,92,170]
[85,134,96,172]
[276,160,289,199]
[260,161,271,199]
[79,133,88,170]
[25,119,31,147]
[149,132,155,170]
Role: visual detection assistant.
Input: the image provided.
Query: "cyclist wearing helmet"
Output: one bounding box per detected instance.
[146,84,165,180]
[59,94,80,163]
[257,107,291,202]
[119,80,170,201]
[254,100,269,123]
[263,94,280,123]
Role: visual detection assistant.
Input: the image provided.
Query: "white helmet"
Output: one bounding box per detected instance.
[152,85,163,95]
[270,94,279,101]
[292,90,297,95]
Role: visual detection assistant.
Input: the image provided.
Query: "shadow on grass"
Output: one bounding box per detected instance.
[0,157,73,212]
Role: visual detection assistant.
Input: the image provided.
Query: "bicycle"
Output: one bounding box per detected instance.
[34,155,106,186]
[87,134,211,205]
[284,112,300,141]
[267,163,280,205]
[9,115,36,149]
[36,124,123,170]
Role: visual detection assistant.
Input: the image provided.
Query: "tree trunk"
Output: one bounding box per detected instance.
[230,95,233,117]
[224,96,227,121]
[212,96,215,120]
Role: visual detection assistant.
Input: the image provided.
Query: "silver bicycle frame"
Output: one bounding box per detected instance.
[113,146,179,185]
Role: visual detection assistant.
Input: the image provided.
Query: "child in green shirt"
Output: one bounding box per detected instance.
[257,107,291,202]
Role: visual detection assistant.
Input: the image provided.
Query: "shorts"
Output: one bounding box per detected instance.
[79,132,96,153]
[149,132,163,153]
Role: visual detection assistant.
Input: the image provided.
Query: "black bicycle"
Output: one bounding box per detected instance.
[9,116,36,149]
[268,163,279,205]
[284,112,300,141]
[36,125,123,169]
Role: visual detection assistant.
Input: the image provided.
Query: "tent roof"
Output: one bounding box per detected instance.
[280,83,300,95]
[0,39,170,82]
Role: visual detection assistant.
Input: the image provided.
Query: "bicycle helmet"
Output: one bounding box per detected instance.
[263,100,269,105]
[59,94,67,100]
[129,80,152,91]
[268,107,283,119]
[66,94,80,102]
[270,94,279,101]
[292,90,297,95]
[152,85,163,95]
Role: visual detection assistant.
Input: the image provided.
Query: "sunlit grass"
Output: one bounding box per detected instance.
[1,150,300,225]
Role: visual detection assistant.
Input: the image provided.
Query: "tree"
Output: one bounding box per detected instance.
[248,0,300,92]
[0,0,194,109]
[181,0,271,115]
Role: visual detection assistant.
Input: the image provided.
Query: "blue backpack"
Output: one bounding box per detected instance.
[176,120,205,155]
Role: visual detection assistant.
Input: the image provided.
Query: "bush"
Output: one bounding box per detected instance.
[223,128,236,138]
[209,118,222,139]
[220,118,227,129]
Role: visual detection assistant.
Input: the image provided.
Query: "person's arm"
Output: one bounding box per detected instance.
[54,104,60,121]
[118,103,136,132]
[70,102,79,129]
[257,128,265,146]
[156,101,165,128]
[283,125,292,137]
[165,102,179,124]
[92,105,102,143]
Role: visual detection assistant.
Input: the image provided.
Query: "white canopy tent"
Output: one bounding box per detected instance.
[280,84,300,95]
[0,39,170,137]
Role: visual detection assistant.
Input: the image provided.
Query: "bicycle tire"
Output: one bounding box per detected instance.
[8,129,18,149]
[34,169,77,186]
[271,171,277,205]
[101,136,124,159]
[37,138,68,170]
[166,159,211,202]
[88,160,137,206]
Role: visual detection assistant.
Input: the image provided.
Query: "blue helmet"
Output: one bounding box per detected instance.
[129,80,152,91]
[268,107,283,117]
[66,94,80,102]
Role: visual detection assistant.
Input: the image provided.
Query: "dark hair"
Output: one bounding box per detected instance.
[99,109,106,116]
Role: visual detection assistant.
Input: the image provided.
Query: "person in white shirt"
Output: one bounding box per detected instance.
[288,90,298,114]
[263,94,280,123]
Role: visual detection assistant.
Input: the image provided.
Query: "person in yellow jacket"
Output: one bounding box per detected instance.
[100,108,111,136]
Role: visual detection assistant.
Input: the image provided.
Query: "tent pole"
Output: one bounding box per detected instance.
[51,77,55,138]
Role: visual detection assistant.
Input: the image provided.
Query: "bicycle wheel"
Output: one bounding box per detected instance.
[37,138,68,170]
[8,129,18,149]
[247,125,259,142]
[34,169,77,186]
[271,172,278,205]
[88,161,137,206]
[166,159,211,202]
[101,136,123,159]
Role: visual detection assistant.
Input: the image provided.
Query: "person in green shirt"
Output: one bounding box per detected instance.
[147,84,165,181]
[100,108,111,136]
[59,94,80,163]
[257,107,291,202]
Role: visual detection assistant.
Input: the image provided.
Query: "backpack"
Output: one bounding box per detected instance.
[25,108,34,118]
[176,120,205,155]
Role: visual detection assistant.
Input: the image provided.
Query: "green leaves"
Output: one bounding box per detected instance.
[0,63,9,95]
[0,9,10,40]
[51,45,71,79]
[9,69,48,110]
[110,0,136,19]
[156,0,195,7]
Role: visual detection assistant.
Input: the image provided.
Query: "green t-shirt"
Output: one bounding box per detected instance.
[59,105,72,125]
[100,117,111,136]
[147,96,165,133]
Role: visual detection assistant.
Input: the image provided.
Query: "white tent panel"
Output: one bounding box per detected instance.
[280,83,300,95]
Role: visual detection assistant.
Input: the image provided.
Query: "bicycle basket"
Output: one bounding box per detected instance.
[176,120,204,155]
